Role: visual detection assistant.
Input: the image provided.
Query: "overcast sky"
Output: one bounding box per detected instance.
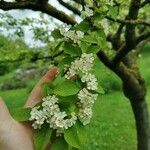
[0,0,78,47]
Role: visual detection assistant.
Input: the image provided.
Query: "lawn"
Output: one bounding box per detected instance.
[0,51,150,150]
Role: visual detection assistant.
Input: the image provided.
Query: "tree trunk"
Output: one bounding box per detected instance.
[130,99,150,150]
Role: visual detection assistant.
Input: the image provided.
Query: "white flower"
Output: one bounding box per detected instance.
[77,88,98,125]
[78,88,98,106]
[61,29,84,44]
[81,73,98,90]
[78,107,92,125]
[30,106,46,129]
[42,95,60,117]
[81,6,94,19]
[65,53,95,79]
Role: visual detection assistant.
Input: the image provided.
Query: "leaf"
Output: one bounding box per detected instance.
[96,84,105,94]
[51,29,63,39]
[52,75,65,86]
[86,45,100,54]
[58,95,78,113]
[54,80,81,97]
[64,122,87,149]
[42,82,54,96]
[73,20,90,32]
[79,41,90,53]
[34,124,52,150]
[51,137,69,150]
[57,57,74,73]
[11,108,31,122]
[107,6,118,19]
[63,42,82,57]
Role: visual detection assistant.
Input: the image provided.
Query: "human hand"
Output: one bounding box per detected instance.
[0,67,58,150]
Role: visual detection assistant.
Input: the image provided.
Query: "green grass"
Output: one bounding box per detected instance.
[0,51,150,150]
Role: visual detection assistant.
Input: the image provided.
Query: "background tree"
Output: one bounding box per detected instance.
[0,0,150,150]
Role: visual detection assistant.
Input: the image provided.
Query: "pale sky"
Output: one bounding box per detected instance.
[0,0,80,47]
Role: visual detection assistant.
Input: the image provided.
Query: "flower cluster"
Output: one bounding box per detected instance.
[81,6,94,19]
[77,88,98,125]
[30,95,77,135]
[81,73,98,90]
[65,53,98,125]
[65,53,94,77]
[30,53,99,134]
[60,28,84,44]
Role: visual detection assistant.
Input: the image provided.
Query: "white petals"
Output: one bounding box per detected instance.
[81,73,98,90]
[81,6,94,19]
[61,29,84,44]
[30,95,77,135]
[77,88,98,125]
[65,53,95,79]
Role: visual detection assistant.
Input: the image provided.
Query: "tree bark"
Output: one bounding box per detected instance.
[130,99,150,150]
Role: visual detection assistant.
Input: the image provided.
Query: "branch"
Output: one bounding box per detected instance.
[136,32,150,44]
[106,16,150,27]
[111,0,142,65]
[0,51,64,64]
[57,0,81,15]
[140,0,150,7]
[97,51,114,70]
[72,0,84,5]
[0,1,77,25]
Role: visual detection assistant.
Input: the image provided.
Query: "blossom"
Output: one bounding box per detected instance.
[30,106,46,129]
[77,88,98,125]
[60,29,84,44]
[78,88,98,107]
[78,107,93,125]
[81,73,98,90]
[30,95,77,134]
[81,6,94,19]
[65,53,95,79]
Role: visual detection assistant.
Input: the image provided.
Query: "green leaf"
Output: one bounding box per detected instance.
[73,20,90,32]
[11,108,31,122]
[51,29,63,39]
[63,42,82,57]
[107,6,118,19]
[54,80,81,97]
[86,45,100,54]
[51,137,69,150]
[42,82,54,96]
[96,84,105,94]
[79,41,90,53]
[64,122,87,149]
[52,75,65,86]
[34,124,52,150]
[57,57,74,73]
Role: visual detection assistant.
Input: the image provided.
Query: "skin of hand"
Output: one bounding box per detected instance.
[0,67,58,150]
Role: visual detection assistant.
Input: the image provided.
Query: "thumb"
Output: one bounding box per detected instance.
[0,96,11,121]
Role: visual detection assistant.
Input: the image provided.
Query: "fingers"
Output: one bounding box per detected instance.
[0,96,11,122]
[25,67,58,108]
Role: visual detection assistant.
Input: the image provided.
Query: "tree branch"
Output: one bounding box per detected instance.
[57,0,81,15]
[111,0,142,65]
[140,0,150,7]
[0,0,77,25]
[136,32,150,44]
[106,16,150,27]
